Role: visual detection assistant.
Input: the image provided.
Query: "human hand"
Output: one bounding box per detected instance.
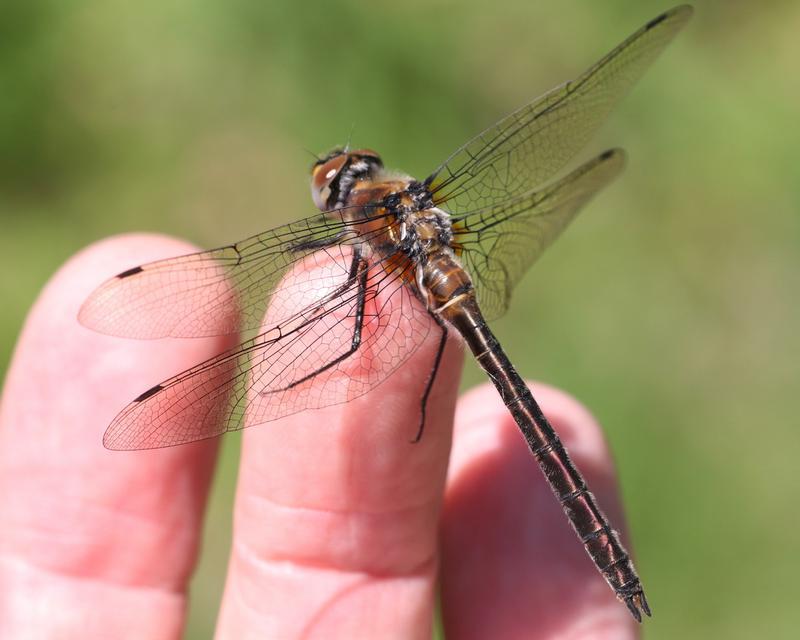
[0,235,639,639]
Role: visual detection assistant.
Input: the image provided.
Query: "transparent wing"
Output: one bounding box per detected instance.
[79,206,391,339]
[453,149,626,320]
[426,5,691,214]
[102,248,434,450]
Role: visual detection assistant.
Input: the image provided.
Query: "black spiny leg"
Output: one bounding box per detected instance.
[411,313,449,443]
[302,244,367,319]
[282,251,369,390]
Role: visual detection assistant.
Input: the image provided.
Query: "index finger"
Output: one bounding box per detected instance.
[215,250,464,639]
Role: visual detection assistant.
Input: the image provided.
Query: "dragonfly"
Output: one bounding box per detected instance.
[80,5,692,622]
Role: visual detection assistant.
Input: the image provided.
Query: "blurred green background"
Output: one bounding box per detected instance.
[2,0,798,637]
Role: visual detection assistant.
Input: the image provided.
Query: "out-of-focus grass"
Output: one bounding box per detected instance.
[2,1,798,638]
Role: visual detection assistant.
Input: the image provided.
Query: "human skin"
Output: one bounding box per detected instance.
[0,234,639,639]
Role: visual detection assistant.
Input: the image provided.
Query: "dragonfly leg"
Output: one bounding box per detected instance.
[302,244,369,319]
[411,314,448,443]
[283,252,369,390]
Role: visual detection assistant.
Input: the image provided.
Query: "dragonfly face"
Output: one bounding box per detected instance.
[310,148,384,211]
[79,5,693,622]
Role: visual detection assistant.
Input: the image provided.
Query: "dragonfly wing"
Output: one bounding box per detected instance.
[102,248,434,449]
[453,149,626,320]
[427,5,691,214]
[78,207,382,339]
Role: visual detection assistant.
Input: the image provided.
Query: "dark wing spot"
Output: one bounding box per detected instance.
[645,12,668,30]
[116,265,144,279]
[599,149,615,160]
[134,384,163,402]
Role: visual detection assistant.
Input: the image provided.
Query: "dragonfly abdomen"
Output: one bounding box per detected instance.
[439,294,651,621]
[420,251,475,313]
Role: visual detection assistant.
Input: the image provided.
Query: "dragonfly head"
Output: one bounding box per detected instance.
[311,148,383,211]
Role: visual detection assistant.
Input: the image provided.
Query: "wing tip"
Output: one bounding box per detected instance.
[77,275,120,333]
[76,301,93,329]
[77,293,106,332]
[102,420,228,451]
[672,4,695,19]
[102,425,128,451]
[103,431,154,451]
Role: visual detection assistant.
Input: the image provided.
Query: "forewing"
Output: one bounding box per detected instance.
[102,249,434,450]
[79,207,386,339]
[454,149,626,320]
[427,6,691,213]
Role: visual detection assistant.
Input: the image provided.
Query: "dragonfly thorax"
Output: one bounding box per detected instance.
[399,206,454,257]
